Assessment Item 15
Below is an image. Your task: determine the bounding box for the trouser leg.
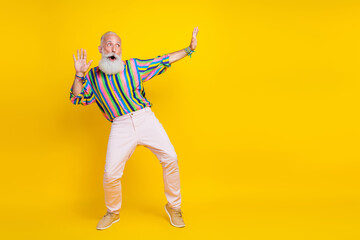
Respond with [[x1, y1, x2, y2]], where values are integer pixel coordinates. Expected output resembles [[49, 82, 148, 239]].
[[103, 117, 137, 214], [136, 110, 182, 209]]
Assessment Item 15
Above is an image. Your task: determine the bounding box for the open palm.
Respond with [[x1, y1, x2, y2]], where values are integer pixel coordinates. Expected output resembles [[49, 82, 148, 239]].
[[73, 48, 93, 74], [190, 26, 199, 51]]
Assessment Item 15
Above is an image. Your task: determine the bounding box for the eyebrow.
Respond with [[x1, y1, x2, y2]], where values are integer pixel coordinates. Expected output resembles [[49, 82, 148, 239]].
[[106, 41, 121, 44]]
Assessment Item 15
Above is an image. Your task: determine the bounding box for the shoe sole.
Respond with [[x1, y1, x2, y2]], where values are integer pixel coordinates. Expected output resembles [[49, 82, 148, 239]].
[[165, 205, 185, 228], [96, 218, 120, 230]]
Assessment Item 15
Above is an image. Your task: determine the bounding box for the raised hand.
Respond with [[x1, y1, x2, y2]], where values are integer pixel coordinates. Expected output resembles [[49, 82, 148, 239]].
[[189, 26, 199, 51], [73, 48, 93, 75]]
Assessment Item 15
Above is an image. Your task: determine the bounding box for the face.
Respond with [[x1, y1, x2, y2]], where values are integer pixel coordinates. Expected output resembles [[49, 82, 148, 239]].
[[98, 33, 125, 74], [98, 34, 122, 61]]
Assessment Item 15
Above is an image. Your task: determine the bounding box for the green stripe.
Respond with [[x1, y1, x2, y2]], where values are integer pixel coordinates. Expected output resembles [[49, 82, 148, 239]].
[[128, 60, 146, 108], [120, 67, 139, 110], [101, 73, 120, 117], [91, 69, 114, 118]]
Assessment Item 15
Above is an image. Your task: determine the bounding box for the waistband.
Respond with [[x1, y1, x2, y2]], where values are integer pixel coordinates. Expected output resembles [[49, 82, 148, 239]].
[[113, 107, 152, 122]]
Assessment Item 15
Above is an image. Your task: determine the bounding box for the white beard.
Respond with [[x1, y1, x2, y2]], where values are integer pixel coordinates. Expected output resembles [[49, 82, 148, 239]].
[[98, 51, 125, 75]]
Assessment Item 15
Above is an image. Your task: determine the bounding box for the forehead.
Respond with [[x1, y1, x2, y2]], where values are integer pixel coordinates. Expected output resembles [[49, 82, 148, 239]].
[[103, 34, 121, 44]]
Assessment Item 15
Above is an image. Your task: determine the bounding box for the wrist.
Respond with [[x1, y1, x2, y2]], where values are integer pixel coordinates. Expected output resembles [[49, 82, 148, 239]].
[[184, 46, 195, 58], [76, 72, 85, 77]]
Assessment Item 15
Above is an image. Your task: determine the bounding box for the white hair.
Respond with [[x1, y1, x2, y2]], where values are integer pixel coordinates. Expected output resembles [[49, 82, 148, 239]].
[[100, 31, 121, 46], [98, 49, 124, 74]]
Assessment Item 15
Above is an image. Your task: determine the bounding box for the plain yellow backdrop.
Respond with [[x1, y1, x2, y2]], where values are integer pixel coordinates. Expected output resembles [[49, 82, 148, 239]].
[[0, 0, 359, 239]]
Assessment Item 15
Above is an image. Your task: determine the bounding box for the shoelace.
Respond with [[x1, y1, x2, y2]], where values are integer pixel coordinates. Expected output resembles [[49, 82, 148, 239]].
[[172, 209, 184, 217], [104, 212, 115, 217]]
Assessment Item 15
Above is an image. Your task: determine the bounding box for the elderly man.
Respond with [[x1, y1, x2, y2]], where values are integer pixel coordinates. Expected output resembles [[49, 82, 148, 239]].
[[69, 27, 199, 230]]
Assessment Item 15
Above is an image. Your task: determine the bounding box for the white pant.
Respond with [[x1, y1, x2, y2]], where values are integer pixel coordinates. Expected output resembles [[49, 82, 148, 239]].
[[103, 107, 181, 214]]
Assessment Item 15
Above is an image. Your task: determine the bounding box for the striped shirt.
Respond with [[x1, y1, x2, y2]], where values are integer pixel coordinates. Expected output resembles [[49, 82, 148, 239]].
[[69, 54, 171, 122]]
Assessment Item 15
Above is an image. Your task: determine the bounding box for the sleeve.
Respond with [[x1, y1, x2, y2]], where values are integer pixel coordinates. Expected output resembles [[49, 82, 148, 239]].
[[69, 71, 96, 106], [133, 54, 172, 82]]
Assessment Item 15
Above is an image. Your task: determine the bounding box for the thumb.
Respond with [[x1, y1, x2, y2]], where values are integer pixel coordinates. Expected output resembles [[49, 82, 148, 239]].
[[87, 59, 93, 68]]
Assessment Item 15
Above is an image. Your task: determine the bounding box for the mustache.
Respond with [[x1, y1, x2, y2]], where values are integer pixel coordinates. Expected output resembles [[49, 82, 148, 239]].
[[102, 52, 121, 60]]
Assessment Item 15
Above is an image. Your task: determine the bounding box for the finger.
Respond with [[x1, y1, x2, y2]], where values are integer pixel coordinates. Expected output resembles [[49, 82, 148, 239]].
[[73, 54, 76, 62], [81, 48, 83, 60], [87, 59, 93, 67], [77, 49, 79, 60], [84, 49, 87, 61]]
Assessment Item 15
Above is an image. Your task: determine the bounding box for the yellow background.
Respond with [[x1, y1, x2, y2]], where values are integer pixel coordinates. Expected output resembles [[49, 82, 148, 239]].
[[1, 0, 359, 239]]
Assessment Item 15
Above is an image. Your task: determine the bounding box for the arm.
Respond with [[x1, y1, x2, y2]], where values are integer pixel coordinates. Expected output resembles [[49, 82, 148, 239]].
[[134, 27, 199, 82], [69, 48, 95, 105], [168, 26, 199, 64], [71, 74, 84, 97], [69, 75, 96, 105], [71, 48, 93, 96], [134, 55, 172, 82]]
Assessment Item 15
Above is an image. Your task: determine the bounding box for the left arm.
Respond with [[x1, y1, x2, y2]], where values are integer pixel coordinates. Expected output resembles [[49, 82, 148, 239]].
[[134, 27, 199, 82], [168, 26, 199, 64]]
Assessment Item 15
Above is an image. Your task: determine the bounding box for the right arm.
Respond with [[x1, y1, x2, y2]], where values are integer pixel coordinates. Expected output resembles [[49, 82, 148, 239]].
[[70, 48, 95, 105], [71, 72, 84, 97]]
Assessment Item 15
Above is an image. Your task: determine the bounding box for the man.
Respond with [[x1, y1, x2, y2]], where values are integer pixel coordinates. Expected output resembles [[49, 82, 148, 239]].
[[69, 27, 199, 230]]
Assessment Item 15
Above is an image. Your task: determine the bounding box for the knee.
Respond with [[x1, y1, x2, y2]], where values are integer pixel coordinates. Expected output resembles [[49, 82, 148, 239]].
[[160, 150, 178, 166], [168, 151, 177, 161], [103, 171, 123, 184]]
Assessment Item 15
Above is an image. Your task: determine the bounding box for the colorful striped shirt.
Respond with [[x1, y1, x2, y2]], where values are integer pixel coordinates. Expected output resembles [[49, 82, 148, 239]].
[[69, 54, 171, 122]]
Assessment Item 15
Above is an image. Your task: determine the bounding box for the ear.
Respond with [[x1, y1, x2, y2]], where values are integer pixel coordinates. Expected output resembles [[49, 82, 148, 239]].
[[98, 46, 102, 54]]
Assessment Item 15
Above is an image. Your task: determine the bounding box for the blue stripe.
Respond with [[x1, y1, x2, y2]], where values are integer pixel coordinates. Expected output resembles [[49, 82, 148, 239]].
[[98, 71, 118, 118], [95, 99, 106, 115], [90, 68, 114, 118], [114, 74, 136, 112], [102, 72, 123, 116], [109, 75, 131, 114], [140, 60, 162, 73], [146, 66, 163, 80], [88, 69, 102, 106], [127, 60, 146, 108], [134, 59, 151, 106], [123, 65, 143, 109]]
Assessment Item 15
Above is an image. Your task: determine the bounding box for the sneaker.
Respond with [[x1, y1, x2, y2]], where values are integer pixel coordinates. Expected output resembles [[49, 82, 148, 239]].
[[165, 203, 185, 227], [96, 212, 120, 230]]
